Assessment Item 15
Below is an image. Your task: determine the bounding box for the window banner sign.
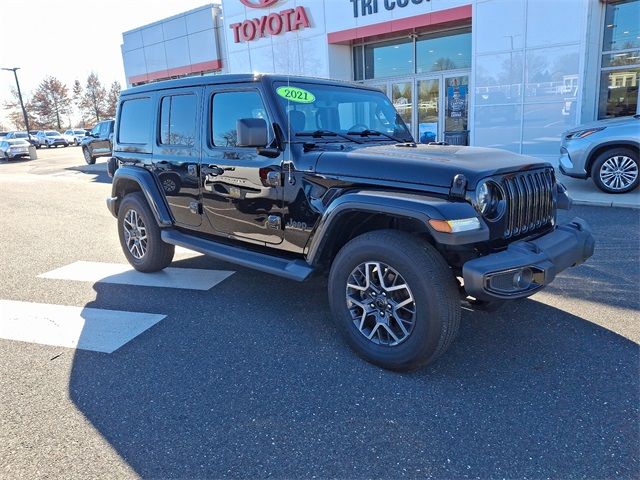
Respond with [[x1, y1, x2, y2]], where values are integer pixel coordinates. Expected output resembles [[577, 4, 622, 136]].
[[447, 84, 467, 119]]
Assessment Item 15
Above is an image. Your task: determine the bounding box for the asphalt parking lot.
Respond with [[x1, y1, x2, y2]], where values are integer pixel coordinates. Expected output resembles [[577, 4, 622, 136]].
[[0, 147, 638, 479]]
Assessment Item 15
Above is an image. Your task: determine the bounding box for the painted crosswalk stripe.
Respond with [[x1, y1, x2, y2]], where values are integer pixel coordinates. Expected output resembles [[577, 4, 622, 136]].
[[175, 246, 203, 258], [0, 300, 166, 353], [38, 261, 234, 290]]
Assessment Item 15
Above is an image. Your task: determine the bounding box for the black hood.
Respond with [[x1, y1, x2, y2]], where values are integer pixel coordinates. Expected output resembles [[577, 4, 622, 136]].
[[314, 144, 551, 188]]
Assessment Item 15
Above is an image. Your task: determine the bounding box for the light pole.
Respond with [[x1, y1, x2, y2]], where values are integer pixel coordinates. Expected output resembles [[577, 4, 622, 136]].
[[1, 67, 31, 134]]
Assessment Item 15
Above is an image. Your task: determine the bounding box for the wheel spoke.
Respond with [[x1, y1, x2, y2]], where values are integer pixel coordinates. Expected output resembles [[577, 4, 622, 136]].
[[394, 296, 414, 310], [347, 265, 370, 291], [367, 323, 381, 340], [381, 323, 399, 343]]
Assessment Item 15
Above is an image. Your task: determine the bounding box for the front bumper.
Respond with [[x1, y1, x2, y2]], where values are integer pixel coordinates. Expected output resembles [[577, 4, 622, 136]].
[[462, 218, 594, 301], [558, 146, 588, 179]]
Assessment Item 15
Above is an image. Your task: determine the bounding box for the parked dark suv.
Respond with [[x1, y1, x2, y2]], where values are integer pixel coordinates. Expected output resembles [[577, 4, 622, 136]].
[[106, 74, 595, 371], [81, 119, 114, 164]]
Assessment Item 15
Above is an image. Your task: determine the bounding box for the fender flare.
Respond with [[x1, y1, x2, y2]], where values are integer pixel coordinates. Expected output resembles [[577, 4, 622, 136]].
[[107, 166, 174, 227], [305, 190, 489, 265]]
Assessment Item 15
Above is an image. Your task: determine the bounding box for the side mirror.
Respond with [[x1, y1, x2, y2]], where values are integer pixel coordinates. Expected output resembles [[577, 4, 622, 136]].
[[237, 118, 268, 148]]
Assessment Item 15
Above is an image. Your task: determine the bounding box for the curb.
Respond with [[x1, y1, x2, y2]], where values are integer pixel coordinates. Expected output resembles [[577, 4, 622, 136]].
[[573, 199, 640, 209]]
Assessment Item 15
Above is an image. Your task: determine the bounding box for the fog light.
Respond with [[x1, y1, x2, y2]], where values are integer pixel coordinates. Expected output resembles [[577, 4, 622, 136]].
[[513, 268, 533, 289]]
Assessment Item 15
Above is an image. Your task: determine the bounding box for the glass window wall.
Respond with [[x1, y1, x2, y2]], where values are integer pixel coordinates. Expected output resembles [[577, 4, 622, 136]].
[[355, 28, 471, 81], [599, 0, 640, 118], [363, 38, 413, 80], [416, 31, 472, 74]]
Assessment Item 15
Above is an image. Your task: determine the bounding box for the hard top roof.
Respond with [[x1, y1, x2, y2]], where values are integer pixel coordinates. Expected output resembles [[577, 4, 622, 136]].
[[121, 74, 379, 96]]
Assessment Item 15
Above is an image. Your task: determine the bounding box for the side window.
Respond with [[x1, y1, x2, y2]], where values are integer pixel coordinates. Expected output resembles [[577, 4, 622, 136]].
[[212, 90, 268, 147], [118, 97, 151, 144], [99, 122, 109, 137], [91, 124, 100, 136], [159, 94, 197, 147]]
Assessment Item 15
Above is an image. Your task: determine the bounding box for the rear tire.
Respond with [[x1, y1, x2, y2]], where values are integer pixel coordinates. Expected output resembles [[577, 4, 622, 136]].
[[117, 192, 174, 272], [328, 230, 461, 371], [83, 147, 95, 165], [591, 147, 639, 193]]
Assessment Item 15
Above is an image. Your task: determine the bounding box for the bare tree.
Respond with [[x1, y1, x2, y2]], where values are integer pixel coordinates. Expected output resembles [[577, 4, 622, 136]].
[[79, 73, 107, 124], [2, 87, 39, 131], [30, 76, 72, 130], [72, 79, 83, 104], [72, 79, 89, 127], [105, 81, 122, 119]]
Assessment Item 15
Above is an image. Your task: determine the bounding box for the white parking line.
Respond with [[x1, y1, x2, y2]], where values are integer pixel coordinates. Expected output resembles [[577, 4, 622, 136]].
[[38, 261, 234, 290], [0, 300, 166, 353]]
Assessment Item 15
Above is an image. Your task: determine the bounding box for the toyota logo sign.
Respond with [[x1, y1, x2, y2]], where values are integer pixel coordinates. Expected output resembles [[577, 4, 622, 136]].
[[239, 0, 278, 8]]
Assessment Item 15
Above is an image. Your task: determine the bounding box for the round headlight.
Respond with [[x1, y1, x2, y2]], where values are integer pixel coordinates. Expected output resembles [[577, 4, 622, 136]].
[[475, 180, 503, 219]]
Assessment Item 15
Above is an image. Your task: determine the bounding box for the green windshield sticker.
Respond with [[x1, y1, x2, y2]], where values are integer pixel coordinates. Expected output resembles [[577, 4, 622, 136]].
[[276, 86, 315, 103]]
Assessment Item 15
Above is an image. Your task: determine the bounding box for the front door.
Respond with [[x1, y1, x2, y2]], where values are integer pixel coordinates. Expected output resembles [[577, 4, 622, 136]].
[[200, 86, 284, 245]]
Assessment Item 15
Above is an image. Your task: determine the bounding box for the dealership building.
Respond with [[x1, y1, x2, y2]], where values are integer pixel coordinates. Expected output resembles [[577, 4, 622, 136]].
[[121, 0, 639, 157]]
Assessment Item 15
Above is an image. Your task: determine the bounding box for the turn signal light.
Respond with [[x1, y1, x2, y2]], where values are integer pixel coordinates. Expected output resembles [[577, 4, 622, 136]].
[[429, 217, 481, 233]]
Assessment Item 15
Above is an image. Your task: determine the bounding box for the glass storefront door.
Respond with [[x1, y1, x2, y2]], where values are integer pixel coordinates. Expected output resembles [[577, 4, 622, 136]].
[[391, 81, 413, 134], [443, 75, 469, 145], [370, 73, 470, 145], [417, 78, 439, 143]]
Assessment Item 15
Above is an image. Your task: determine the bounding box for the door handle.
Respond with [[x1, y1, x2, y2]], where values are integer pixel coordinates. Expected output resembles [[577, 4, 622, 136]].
[[205, 164, 225, 176]]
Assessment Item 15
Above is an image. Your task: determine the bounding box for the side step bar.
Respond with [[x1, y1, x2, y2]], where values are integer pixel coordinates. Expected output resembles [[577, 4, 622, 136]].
[[161, 229, 314, 282]]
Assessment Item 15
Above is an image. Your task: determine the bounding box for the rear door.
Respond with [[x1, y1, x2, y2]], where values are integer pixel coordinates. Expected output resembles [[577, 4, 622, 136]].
[[151, 87, 203, 228], [199, 84, 284, 244]]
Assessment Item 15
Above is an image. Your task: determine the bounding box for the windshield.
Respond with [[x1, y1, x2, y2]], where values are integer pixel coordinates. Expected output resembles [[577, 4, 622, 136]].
[[46, 131, 59, 136], [14, 132, 27, 138], [274, 82, 413, 142], [9, 139, 29, 145]]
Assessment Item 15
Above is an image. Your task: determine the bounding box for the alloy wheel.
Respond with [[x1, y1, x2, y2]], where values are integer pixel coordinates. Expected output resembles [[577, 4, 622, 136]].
[[123, 208, 148, 259], [599, 155, 638, 191], [346, 261, 416, 346], [162, 177, 177, 193]]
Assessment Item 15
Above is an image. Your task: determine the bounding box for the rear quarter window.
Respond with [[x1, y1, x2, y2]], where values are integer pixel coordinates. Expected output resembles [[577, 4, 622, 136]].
[[118, 97, 152, 145]]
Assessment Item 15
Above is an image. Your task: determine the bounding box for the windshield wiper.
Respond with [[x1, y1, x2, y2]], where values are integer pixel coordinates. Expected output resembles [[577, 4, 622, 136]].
[[346, 129, 408, 143], [295, 129, 363, 144]]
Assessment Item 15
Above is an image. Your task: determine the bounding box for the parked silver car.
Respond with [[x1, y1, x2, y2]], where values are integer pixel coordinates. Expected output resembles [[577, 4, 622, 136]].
[[0, 139, 31, 160], [63, 129, 87, 146], [35, 130, 69, 148], [559, 115, 639, 193], [5, 131, 37, 146]]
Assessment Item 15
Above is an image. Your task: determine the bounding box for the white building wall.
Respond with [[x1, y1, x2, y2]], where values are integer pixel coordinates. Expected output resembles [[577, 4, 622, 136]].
[[122, 4, 223, 86]]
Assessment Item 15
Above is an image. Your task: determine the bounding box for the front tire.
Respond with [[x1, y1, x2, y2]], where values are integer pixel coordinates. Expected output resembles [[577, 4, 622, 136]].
[[83, 147, 95, 165], [117, 192, 174, 272], [592, 147, 639, 193], [328, 230, 461, 371]]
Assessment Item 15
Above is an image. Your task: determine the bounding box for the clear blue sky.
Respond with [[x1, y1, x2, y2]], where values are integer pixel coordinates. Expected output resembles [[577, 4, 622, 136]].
[[0, 0, 216, 128]]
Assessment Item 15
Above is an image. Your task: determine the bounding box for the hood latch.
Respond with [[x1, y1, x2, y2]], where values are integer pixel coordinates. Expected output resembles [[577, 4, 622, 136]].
[[449, 174, 467, 200]]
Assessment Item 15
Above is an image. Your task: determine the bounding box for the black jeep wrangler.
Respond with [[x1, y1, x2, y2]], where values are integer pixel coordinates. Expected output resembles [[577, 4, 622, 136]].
[[106, 74, 594, 371]]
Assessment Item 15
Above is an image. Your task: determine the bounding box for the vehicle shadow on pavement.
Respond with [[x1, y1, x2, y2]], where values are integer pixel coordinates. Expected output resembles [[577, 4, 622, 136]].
[[69, 256, 639, 479], [65, 164, 112, 184]]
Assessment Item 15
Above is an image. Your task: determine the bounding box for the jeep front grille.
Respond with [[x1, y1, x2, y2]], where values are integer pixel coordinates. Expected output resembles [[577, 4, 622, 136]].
[[501, 168, 555, 238]]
